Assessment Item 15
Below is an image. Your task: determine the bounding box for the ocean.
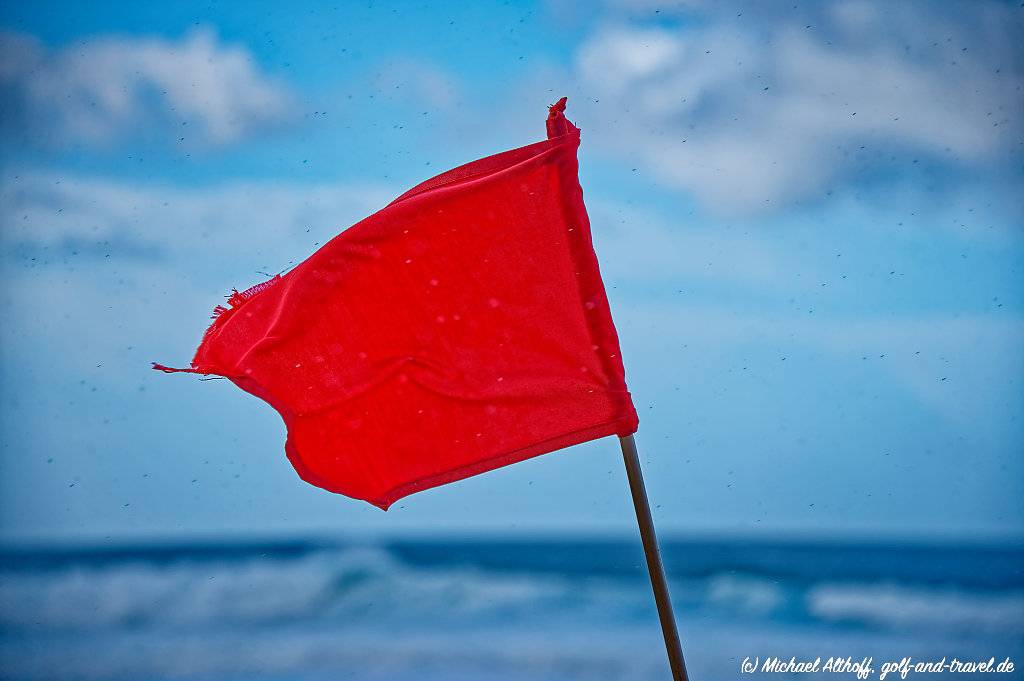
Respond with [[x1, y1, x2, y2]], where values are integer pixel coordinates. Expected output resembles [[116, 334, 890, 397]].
[[1, 537, 1021, 681]]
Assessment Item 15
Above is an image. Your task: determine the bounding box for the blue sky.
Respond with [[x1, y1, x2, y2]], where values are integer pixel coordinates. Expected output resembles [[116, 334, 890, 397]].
[[1, 0, 1021, 544]]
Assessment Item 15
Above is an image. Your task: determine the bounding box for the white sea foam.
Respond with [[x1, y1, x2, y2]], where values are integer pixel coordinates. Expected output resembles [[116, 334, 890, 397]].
[[808, 582, 1024, 633], [705, 573, 786, 615]]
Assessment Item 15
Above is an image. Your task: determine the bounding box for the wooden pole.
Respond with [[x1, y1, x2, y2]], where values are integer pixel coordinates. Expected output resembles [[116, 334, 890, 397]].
[[619, 434, 689, 681]]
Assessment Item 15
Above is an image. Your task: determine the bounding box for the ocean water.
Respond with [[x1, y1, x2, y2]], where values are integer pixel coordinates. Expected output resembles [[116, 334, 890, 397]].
[[1, 538, 1021, 681]]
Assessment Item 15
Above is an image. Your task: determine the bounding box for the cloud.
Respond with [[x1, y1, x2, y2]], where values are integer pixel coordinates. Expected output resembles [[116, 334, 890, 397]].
[[0, 28, 297, 148], [617, 300, 1024, 426], [585, 198, 786, 285], [573, 1, 1023, 212], [0, 172, 395, 287]]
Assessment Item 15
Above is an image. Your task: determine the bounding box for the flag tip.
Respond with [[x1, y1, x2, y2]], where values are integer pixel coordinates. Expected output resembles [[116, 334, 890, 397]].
[[152, 362, 200, 374], [546, 97, 573, 138]]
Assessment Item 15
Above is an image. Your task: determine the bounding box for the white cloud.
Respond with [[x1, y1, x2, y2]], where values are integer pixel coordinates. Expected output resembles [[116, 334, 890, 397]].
[[0, 172, 395, 286], [586, 198, 786, 285], [0, 28, 296, 148], [618, 301, 1024, 425], [573, 1, 1023, 212]]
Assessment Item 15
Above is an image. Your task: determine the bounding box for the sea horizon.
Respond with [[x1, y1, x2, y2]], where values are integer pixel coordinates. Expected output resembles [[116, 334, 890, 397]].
[[3, 526, 1023, 553]]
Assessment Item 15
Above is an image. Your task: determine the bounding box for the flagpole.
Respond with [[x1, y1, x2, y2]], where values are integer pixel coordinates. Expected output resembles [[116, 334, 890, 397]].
[[619, 434, 690, 681]]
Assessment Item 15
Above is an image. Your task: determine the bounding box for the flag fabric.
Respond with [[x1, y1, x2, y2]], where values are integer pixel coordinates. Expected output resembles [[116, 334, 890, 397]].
[[155, 98, 638, 509]]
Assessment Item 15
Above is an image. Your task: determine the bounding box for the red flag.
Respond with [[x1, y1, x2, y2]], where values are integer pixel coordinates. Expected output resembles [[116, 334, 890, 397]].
[[155, 98, 638, 509]]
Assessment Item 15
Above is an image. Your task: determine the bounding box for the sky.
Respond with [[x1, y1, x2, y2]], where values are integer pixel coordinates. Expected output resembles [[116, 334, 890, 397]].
[[0, 0, 1021, 544]]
